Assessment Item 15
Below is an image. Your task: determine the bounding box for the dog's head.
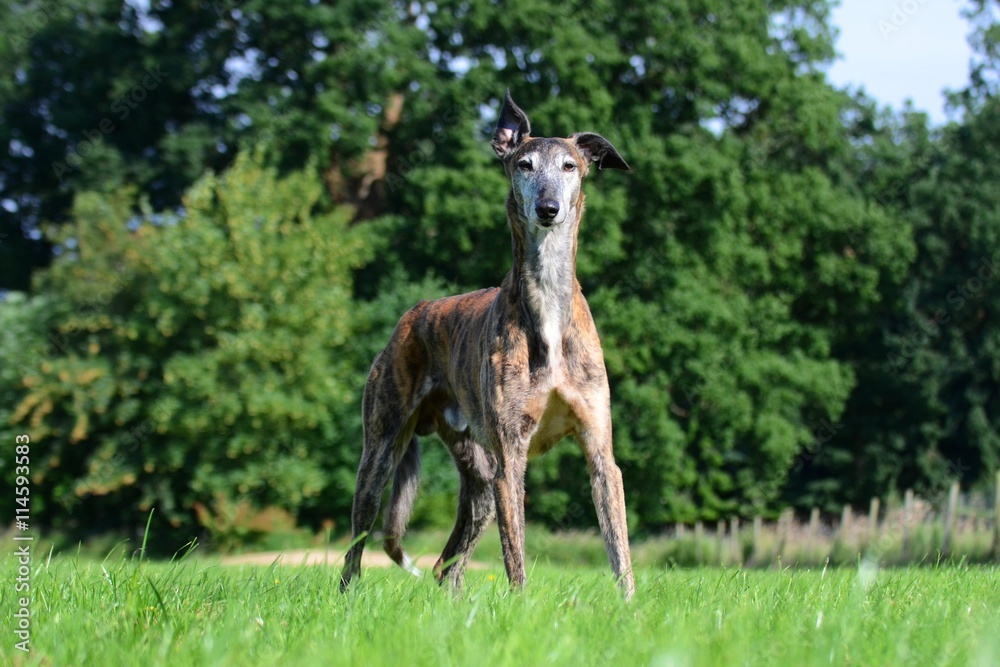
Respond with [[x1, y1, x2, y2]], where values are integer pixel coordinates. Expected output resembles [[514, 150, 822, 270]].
[[491, 90, 628, 230]]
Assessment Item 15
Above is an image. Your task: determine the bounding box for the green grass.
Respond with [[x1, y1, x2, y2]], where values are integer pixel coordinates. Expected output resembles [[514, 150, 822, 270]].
[[3, 546, 999, 667]]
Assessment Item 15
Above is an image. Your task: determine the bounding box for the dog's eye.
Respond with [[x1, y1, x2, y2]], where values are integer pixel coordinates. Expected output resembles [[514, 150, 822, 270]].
[[563, 162, 576, 172], [517, 159, 532, 171]]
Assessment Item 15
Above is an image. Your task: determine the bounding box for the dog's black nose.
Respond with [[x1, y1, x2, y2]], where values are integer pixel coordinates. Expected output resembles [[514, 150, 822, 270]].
[[535, 199, 560, 221]]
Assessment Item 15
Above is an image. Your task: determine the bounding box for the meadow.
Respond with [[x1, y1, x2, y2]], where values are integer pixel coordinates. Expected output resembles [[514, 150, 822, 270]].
[[2, 539, 998, 667]]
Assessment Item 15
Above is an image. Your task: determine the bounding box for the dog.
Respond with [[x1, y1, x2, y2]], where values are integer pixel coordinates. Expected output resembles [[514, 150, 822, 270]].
[[340, 90, 635, 599]]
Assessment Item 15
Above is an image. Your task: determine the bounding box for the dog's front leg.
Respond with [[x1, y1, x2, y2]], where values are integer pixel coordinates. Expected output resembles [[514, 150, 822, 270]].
[[492, 436, 530, 590], [578, 415, 635, 600]]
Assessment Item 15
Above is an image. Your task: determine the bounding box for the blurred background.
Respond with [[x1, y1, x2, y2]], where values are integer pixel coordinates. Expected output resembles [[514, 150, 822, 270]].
[[1, 0, 998, 556]]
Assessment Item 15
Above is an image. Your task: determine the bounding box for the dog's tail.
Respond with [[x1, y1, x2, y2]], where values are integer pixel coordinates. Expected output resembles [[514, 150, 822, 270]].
[[383, 436, 422, 576]]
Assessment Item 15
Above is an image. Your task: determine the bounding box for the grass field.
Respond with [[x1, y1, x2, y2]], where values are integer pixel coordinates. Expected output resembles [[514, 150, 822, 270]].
[[3, 543, 999, 667]]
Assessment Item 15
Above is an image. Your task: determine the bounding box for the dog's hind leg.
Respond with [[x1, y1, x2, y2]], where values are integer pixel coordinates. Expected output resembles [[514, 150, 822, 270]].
[[339, 431, 397, 591], [340, 367, 416, 592], [383, 436, 422, 576], [435, 441, 497, 591]]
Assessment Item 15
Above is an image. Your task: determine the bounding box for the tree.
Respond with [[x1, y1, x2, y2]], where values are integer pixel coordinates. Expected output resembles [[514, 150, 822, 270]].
[[794, 1, 1000, 506], [0, 151, 376, 541], [0, 0, 434, 289], [0, 0, 244, 289]]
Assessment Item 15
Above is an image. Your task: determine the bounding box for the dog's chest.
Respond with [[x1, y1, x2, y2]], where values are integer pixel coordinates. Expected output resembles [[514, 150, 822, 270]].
[[524, 384, 575, 457], [528, 278, 565, 370], [467, 337, 573, 453]]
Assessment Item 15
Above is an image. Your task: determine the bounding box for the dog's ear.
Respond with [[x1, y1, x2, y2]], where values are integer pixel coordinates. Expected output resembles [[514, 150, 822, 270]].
[[491, 89, 531, 159], [569, 132, 630, 171]]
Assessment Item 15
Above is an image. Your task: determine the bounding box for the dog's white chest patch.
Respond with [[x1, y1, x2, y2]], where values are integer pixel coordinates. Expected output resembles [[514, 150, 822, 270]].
[[534, 283, 564, 367], [528, 228, 573, 370]]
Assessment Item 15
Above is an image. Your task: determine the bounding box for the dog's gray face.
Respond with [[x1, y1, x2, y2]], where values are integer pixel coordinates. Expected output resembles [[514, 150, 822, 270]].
[[507, 138, 584, 229], [490, 90, 629, 231]]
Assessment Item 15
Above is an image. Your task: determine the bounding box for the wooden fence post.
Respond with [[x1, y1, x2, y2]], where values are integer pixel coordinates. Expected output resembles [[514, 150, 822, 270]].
[[809, 507, 820, 542], [942, 481, 960, 557], [902, 488, 914, 559], [717, 520, 726, 563], [694, 520, 704, 563], [776, 508, 793, 564], [730, 517, 741, 564], [839, 504, 852, 542], [749, 515, 763, 567], [868, 497, 880, 547]]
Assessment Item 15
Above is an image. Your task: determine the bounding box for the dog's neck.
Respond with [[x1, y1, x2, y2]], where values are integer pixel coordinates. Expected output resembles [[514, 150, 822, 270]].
[[506, 194, 584, 368]]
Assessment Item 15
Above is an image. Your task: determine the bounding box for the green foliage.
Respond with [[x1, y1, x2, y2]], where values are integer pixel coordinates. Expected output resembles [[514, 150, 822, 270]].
[[1, 152, 375, 537], [2, 0, 999, 540], [899, 96, 1000, 487], [792, 9, 1000, 507]]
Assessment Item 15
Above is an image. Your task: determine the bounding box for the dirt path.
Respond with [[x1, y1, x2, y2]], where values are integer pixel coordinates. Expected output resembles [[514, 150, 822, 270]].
[[220, 549, 491, 571]]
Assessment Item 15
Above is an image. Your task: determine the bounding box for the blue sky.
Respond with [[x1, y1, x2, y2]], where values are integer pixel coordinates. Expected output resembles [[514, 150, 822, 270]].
[[825, 0, 974, 124]]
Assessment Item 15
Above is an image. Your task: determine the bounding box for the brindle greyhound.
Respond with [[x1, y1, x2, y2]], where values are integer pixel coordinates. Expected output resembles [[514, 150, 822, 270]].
[[339, 90, 635, 599]]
